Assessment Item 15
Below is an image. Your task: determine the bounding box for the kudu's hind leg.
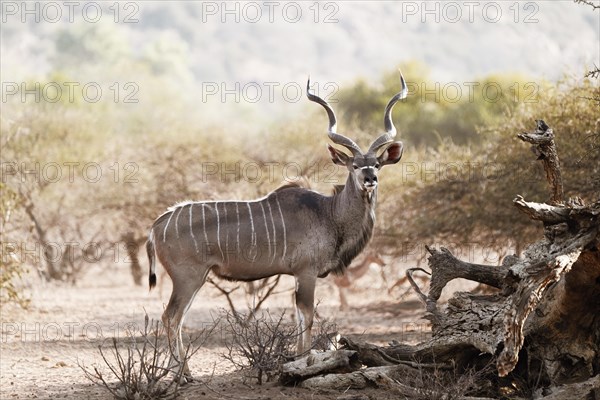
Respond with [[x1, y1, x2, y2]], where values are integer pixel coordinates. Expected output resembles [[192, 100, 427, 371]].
[[162, 268, 207, 381], [294, 276, 316, 355]]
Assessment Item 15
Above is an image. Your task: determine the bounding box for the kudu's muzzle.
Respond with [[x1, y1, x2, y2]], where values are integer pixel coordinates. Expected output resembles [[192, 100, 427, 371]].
[[362, 168, 378, 192]]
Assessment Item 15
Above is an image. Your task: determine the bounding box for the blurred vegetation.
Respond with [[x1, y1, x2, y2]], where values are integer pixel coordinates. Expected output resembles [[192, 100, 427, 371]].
[[375, 75, 600, 259], [1, 46, 598, 303], [0, 181, 30, 307], [337, 61, 543, 147]]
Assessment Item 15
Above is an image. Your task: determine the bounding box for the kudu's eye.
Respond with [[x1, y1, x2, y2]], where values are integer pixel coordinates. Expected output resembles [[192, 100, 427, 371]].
[[353, 165, 359, 170], [375, 163, 380, 169]]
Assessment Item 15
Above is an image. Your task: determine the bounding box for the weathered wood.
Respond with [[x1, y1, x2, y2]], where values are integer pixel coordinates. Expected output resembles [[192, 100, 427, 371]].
[[497, 240, 589, 376], [513, 195, 571, 223], [299, 365, 417, 392], [280, 350, 361, 384], [522, 248, 600, 383], [338, 337, 399, 367], [425, 246, 506, 301], [341, 336, 485, 371], [537, 375, 600, 400], [299, 364, 497, 399], [517, 119, 564, 205], [335, 395, 370, 400], [404, 268, 430, 307]]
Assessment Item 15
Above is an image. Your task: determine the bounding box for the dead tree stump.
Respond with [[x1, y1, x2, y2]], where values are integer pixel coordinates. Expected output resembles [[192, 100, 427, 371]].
[[281, 120, 600, 398]]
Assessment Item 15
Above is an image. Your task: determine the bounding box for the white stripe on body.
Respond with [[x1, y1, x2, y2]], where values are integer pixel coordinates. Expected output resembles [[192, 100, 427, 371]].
[[174, 206, 183, 239], [247, 202, 256, 247], [275, 195, 287, 262], [215, 202, 225, 261], [259, 202, 271, 261], [161, 194, 291, 261], [223, 203, 229, 262], [235, 202, 240, 252], [189, 204, 199, 253], [266, 200, 277, 265], [202, 204, 209, 247], [162, 211, 175, 242]]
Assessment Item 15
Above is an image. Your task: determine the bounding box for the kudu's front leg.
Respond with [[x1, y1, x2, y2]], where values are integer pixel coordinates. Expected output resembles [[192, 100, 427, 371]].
[[294, 275, 316, 355]]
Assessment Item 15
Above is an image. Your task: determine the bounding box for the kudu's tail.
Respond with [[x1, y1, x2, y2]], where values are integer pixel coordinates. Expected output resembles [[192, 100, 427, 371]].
[[147, 230, 157, 290]]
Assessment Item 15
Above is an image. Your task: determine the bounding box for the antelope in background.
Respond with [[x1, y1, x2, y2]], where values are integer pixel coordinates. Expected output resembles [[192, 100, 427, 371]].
[[333, 250, 386, 311], [146, 74, 408, 379]]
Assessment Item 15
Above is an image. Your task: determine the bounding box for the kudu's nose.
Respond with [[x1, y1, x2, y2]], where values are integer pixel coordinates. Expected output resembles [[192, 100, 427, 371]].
[[363, 174, 378, 190]]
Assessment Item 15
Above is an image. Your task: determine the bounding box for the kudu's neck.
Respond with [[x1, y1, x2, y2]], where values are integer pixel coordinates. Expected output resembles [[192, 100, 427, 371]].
[[333, 173, 376, 225], [327, 172, 377, 273], [333, 175, 377, 242]]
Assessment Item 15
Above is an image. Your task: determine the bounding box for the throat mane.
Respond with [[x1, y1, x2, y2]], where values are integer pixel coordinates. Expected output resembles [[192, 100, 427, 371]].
[[331, 190, 377, 275]]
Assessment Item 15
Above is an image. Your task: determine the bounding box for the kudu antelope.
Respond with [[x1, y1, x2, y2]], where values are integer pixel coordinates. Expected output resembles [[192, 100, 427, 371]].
[[146, 74, 408, 379]]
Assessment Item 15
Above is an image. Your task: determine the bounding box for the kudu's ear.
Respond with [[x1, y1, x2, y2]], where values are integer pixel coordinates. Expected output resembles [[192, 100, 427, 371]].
[[377, 141, 404, 166], [327, 144, 350, 166]]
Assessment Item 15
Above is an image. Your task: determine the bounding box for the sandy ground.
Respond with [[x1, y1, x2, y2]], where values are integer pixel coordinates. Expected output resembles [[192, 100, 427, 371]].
[[0, 260, 459, 399]]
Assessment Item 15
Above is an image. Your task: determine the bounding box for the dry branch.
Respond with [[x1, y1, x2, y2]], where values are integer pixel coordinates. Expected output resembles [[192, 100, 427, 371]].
[[299, 365, 416, 391], [517, 119, 564, 204], [280, 350, 361, 384]]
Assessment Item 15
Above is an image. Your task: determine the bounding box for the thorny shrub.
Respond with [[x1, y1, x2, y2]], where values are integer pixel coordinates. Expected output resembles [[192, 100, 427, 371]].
[[220, 308, 338, 385], [79, 314, 214, 400]]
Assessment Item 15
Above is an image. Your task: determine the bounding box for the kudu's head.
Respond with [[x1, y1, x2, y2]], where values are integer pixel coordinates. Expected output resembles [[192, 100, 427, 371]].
[[307, 74, 408, 194]]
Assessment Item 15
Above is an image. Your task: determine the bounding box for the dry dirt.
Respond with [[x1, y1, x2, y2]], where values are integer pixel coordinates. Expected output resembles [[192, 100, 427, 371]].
[[1, 260, 471, 399]]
